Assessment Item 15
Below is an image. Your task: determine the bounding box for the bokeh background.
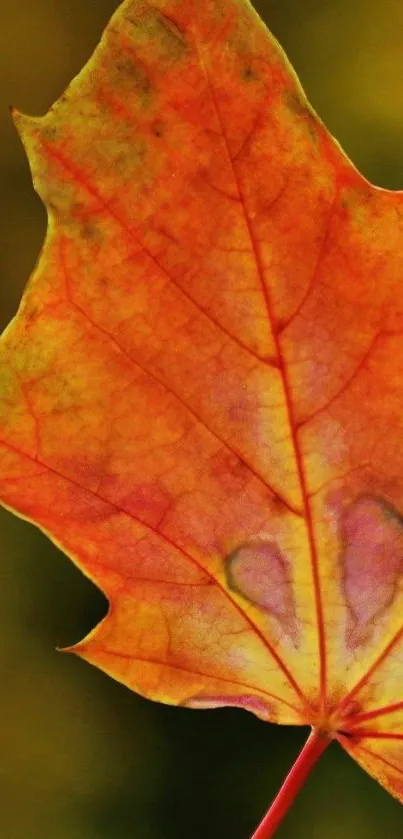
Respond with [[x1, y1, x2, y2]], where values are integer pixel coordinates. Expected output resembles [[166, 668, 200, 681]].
[[1, 1, 403, 837]]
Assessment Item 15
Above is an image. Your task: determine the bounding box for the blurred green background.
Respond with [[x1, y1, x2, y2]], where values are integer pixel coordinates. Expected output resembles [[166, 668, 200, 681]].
[[1, 1, 402, 837]]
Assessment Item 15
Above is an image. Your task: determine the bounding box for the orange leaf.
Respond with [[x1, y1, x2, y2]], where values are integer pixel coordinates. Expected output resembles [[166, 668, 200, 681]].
[[1, 0, 403, 813]]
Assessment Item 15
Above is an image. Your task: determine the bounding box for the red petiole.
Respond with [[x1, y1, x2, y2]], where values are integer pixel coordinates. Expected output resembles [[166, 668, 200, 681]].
[[250, 728, 330, 839]]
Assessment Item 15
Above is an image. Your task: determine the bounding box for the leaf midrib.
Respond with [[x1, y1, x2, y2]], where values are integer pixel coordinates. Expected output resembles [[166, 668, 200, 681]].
[[191, 25, 328, 713]]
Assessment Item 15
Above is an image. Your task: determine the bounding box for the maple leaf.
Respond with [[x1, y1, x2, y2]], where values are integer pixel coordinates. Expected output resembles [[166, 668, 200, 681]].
[[1, 0, 403, 834]]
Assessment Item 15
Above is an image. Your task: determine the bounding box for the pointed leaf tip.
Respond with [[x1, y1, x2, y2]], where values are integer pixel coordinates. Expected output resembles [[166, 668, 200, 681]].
[[10, 108, 43, 150]]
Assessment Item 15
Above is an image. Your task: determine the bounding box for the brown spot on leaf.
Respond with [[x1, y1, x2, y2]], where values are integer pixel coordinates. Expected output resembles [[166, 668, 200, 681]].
[[242, 64, 257, 82], [285, 91, 318, 142], [157, 11, 186, 46]]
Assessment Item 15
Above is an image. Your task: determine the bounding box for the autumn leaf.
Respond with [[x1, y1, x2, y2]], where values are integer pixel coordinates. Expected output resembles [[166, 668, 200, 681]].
[[1, 0, 403, 833]]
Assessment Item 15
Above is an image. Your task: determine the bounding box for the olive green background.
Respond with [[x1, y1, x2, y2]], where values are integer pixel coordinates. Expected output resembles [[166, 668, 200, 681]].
[[1, 1, 402, 837]]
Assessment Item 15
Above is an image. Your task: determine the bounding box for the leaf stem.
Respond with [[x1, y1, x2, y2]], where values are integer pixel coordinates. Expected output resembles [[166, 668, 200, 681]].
[[250, 727, 330, 839]]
